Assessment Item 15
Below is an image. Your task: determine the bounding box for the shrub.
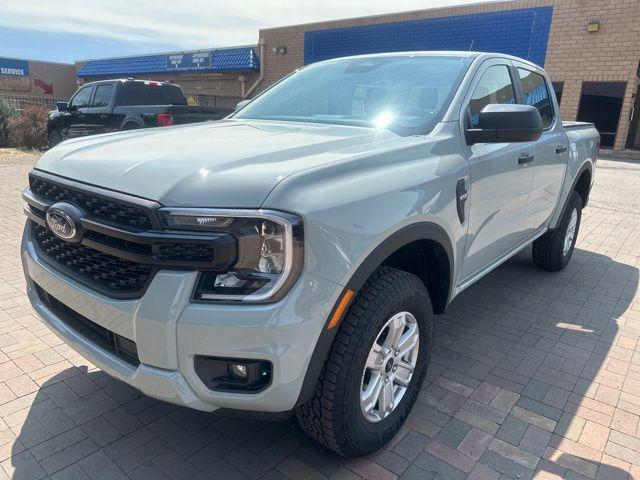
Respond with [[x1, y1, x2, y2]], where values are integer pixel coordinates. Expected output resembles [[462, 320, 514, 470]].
[[8, 105, 50, 150], [0, 98, 17, 147]]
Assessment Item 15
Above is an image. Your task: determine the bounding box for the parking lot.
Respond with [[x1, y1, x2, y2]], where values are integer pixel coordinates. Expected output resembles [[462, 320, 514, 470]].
[[1, 151, 639, 480]]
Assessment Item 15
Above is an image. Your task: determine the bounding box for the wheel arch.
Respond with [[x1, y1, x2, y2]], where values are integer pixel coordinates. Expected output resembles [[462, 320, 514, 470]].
[[120, 118, 144, 130], [295, 221, 454, 407], [344, 222, 454, 315], [574, 166, 592, 208], [551, 161, 593, 230]]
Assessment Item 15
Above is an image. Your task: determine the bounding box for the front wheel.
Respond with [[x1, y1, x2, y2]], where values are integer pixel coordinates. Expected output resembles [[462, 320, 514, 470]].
[[47, 128, 64, 147], [532, 191, 583, 271], [296, 267, 433, 456]]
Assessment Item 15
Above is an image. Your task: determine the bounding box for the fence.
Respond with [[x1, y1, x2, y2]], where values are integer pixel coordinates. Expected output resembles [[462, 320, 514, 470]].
[[183, 93, 242, 108], [1, 93, 242, 111], [0, 94, 65, 112]]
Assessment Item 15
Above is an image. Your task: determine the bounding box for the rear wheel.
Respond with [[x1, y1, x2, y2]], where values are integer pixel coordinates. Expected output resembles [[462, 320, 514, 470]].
[[532, 191, 582, 271], [296, 267, 433, 456], [121, 122, 141, 131]]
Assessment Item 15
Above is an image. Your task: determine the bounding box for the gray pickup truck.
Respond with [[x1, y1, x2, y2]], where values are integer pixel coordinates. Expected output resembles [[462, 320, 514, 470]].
[[21, 51, 599, 456]]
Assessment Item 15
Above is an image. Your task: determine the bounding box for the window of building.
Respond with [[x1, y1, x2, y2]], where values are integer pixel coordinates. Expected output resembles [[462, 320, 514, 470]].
[[468, 65, 516, 128], [578, 82, 627, 148], [69, 86, 94, 109], [91, 84, 114, 107], [552, 82, 564, 106], [626, 85, 640, 151], [518, 69, 554, 128]]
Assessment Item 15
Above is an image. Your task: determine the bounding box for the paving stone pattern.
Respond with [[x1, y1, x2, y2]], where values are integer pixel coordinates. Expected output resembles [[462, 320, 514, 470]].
[[1, 155, 640, 479]]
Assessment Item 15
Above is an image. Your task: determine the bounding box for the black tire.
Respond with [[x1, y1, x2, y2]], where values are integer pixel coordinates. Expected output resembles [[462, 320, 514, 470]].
[[532, 191, 582, 272], [47, 128, 64, 147], [296, 267, 433, 456]]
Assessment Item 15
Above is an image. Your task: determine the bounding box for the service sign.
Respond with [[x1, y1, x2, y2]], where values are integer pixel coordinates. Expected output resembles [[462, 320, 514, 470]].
[[166, 52, 211, 71], [0, 57, 29, 77]]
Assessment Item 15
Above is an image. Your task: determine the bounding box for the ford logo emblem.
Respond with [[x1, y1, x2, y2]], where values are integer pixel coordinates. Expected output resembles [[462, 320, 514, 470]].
[[45, 202, 84, 243]]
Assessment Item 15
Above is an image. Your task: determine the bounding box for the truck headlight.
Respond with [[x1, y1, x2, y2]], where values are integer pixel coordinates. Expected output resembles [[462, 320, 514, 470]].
[[159, 208, 303, 302]]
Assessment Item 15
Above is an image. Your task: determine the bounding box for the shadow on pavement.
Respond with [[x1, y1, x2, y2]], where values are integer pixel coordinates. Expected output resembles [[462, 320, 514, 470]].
[[8, 247, 639, 479]]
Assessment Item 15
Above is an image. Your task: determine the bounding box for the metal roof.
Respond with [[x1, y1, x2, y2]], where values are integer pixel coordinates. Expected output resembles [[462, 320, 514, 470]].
[[77, 47, 259, 77]]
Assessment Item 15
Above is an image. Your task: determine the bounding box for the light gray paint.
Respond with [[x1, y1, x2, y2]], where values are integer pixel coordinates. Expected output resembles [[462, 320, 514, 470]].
[[23, 52, 599, 412]]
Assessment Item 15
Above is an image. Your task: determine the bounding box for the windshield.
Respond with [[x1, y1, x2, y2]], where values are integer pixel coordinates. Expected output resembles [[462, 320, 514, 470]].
[[234, 55, 472, 136]]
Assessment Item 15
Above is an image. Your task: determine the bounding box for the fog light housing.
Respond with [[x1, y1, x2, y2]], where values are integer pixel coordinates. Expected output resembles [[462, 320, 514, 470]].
[[194, 356, 272, 392]]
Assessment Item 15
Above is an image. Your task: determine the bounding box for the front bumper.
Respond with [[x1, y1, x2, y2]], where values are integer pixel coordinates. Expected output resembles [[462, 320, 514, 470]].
[[22, 222, 341, 412]]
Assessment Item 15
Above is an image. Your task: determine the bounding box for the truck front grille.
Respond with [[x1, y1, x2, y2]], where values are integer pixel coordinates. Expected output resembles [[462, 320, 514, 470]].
[[29, 175, 153, 230], [25, 171, 238, 300], [33, 225, 153, 296]]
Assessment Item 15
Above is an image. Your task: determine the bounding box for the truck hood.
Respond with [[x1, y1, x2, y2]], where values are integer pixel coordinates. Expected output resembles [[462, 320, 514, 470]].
[[36, 119, 399, 207]]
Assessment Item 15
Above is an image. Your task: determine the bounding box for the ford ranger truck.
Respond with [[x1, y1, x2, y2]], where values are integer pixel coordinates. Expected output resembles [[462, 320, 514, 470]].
[[21, 52, 599, 456]]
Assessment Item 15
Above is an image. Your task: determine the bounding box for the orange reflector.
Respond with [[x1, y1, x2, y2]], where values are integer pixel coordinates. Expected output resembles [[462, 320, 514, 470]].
[[327, 289, 355, 330]]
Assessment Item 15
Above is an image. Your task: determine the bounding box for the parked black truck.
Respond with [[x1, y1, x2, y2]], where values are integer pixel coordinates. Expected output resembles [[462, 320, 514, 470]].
[[47, 79, 235, 146]]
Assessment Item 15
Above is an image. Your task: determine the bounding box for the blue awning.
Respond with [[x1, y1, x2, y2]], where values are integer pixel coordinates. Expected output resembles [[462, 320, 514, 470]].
[[77, 47, 259, 77]]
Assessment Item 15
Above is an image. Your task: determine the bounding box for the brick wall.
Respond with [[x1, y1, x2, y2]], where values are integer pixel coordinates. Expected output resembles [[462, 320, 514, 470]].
[[543, 0, 640, 150], [0, 60, 76, 98], [258, 0, 640, 151], [78, 71, 258, 98]]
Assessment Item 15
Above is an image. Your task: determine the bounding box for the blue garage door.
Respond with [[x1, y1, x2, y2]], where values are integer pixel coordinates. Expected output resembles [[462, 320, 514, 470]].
[[304, 7, 553, 67]]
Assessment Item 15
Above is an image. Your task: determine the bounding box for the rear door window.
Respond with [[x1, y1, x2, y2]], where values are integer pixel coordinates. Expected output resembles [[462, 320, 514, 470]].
[[91, 84, 114, 107], [147, 87, 163, 105], [468, 65, 516, 128], [518, 69, 554, 128], [119, 83, 149, 106], [162, 86, 186, 105]]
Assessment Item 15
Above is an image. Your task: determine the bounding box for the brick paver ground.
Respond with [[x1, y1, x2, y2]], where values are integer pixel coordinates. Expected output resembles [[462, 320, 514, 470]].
[[1, 152, 640, 479]]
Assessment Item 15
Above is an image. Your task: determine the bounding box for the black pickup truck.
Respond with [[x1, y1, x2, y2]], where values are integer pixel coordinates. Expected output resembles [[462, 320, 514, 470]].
[[47, 79, 235, 146]]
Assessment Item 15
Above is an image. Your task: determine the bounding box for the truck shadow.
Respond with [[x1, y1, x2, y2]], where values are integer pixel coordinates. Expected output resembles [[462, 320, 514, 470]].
[[422, 246, 639, 479], [7, 248, 639, 479]]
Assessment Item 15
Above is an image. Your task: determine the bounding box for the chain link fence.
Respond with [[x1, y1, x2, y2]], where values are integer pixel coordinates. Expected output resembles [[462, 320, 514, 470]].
[[0, 95, 65, 112], [183, 93, 242, 108], [1, 93, 242, 111]]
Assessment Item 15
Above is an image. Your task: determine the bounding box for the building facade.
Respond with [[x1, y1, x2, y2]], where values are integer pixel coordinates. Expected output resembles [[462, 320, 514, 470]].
[[4, 0, 640, 151], [258, 0, 640, 152], [0, 57, 77, 98], [75, 47, 260, 99]]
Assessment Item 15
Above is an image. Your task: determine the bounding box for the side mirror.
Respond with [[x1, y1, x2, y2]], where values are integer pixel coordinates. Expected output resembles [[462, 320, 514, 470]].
[[466, 104, 543, 144], [235, 99, 250, 110], [56, 101, 69, 112]]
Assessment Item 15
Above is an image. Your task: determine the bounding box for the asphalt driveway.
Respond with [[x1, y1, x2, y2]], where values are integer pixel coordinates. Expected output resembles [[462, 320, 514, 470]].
[[1, 150, 640, 479]]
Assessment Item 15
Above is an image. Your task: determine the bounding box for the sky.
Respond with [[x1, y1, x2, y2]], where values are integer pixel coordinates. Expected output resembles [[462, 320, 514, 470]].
[[0, 0, 493, 63]]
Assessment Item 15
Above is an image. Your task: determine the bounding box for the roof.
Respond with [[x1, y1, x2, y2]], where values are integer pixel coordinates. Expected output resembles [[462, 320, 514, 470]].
[[80, 78, 177, 87], [315, 51, 541, 69], [322, 51, 481, 59], [77, 47, 259, 78]]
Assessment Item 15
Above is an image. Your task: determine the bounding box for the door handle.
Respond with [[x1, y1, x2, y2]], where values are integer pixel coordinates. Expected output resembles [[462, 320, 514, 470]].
[[518, 154, 534, 165], [555, 145, 568, 154]]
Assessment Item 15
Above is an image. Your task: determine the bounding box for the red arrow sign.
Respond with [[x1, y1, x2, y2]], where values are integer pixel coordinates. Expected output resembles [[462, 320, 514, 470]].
[[34, 79, 54, 95]]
